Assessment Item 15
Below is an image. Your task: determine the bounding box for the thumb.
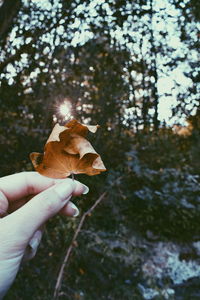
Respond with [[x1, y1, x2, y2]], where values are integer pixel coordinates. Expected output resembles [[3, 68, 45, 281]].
[[4, 179, 86, 243]]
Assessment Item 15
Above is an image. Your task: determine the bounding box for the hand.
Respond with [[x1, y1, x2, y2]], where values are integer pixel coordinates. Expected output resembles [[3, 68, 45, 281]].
[[0, 172, 88, 299]]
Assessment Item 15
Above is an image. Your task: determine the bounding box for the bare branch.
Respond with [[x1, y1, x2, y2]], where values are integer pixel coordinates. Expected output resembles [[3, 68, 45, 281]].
[[53, 191, 107, 300]]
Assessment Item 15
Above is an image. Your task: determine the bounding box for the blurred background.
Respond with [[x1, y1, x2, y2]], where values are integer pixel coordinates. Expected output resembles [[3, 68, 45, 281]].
[[0, 0, 200, 299]]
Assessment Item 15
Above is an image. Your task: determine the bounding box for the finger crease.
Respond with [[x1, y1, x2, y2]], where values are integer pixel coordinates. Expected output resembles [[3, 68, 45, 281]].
[[0, 189, 9, 217]]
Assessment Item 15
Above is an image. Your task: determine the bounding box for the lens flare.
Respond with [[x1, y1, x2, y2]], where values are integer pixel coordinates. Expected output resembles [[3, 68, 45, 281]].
[[59, 101, 71, 117]]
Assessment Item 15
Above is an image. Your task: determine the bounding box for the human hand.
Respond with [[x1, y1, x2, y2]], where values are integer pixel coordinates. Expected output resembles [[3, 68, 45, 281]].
[[0, 172, 88, 299]]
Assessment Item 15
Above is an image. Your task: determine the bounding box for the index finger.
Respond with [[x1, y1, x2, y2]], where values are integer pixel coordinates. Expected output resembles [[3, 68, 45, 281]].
[[0, 171, 69, 202]]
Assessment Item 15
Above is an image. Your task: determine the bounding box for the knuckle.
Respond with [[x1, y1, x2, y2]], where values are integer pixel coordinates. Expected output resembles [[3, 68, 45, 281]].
[[44, 197, 57, 214], [40, 190, 60, 214]]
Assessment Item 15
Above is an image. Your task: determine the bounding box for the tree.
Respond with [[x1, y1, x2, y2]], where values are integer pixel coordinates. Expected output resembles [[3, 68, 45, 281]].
[[0, 0, 21, 42]]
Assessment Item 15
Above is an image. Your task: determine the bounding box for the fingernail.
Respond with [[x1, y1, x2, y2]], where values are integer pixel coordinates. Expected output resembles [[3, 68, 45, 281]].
[[54, 181, 75, 200], [69, 202, 79, 217], [29, 237, 39, 250], [82, 184, 89, 195], [29, 230, 42, 249]]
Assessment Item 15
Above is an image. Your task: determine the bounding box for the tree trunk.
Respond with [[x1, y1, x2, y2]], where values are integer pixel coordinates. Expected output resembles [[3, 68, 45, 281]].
[[0, 0, 21, 40], [149, 0, 159, 131]]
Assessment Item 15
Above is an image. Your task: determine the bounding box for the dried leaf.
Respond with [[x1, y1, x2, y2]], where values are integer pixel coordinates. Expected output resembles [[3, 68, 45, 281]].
[[30, 119, 106, 178]]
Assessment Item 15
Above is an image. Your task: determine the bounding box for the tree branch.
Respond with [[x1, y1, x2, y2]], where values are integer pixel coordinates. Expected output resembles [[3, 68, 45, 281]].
[[53, 191, 107, 300]]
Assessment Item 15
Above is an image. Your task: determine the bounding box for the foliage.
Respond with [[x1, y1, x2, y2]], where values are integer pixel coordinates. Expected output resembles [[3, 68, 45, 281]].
[[122, 133, 200, 240], [0, 0, 200, 299]]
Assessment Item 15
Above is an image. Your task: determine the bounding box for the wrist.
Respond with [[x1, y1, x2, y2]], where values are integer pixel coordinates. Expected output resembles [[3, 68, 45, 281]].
[[0, 255, 23, 299]]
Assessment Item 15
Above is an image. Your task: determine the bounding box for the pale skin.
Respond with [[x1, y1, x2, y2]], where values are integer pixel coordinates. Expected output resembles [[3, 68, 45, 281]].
[[0, 172, 89, 299]]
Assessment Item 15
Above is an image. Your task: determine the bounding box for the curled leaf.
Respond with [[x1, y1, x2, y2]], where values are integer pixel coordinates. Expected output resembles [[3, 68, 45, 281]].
[[30, 119, 106, 178]]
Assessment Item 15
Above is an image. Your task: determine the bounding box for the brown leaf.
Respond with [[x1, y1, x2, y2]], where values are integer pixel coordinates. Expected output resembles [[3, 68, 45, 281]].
[[30, 119, 106, 178]]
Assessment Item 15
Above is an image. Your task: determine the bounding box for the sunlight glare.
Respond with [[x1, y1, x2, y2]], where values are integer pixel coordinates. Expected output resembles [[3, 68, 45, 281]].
[[59, 101, 71, 117]]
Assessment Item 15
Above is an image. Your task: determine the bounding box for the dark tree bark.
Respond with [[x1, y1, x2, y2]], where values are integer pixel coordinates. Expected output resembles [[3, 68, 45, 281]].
[[0, 0, 21, 40], [140, 39, 149, 131], [149, 0, 159, 131]]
